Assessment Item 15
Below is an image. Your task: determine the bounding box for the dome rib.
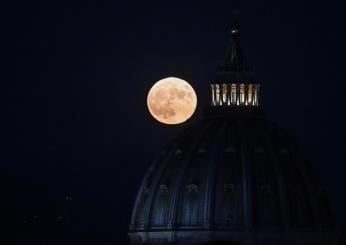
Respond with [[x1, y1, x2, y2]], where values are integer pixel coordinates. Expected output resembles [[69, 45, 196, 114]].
[[203, 121, 227, 229], [253, 120, 290, 227], [130, 130, 193, 230], [214, 121, 243, 227], [238, 120, 253, 227], [129, 117, 337, 244], [129, 22, 338, 244], [167, 123, 211, 229]]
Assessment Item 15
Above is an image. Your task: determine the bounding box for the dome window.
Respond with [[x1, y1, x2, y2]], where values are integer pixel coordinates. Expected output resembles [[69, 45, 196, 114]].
[[224, 184, 236, 193], [159, 184, 168, 194], [187, 184, 198, 193]]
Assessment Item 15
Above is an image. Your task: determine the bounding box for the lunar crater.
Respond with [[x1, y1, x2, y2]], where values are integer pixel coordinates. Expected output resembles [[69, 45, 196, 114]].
[[147, 77, 197, 124]]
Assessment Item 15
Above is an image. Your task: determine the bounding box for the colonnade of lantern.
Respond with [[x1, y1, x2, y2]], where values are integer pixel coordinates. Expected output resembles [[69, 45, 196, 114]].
[[210, 83, 260, 106]]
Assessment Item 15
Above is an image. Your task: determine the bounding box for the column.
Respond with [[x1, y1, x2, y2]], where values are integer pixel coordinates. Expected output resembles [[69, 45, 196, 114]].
[[210, 84, 215, 106], [215, 84, 220, 106]]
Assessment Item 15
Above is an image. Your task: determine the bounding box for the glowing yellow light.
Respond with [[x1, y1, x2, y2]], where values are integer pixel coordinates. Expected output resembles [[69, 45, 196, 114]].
[[248, 84, 253, 104], [240, 84, 245, 105], [231, 84, 237, 105]]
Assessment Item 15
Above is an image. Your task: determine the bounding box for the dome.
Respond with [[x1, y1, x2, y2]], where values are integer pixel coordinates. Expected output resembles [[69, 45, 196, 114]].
[[129, 109, 337, 244], [129, 24, 339, 244]]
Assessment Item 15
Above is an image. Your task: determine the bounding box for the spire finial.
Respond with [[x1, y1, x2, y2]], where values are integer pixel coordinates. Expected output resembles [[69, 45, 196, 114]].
[[230, 22, 240, 45], [230, 22, 240, 35], [218, 22, 248, 72]]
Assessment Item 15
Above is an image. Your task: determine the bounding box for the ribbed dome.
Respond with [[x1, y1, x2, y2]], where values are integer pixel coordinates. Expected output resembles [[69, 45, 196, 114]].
[[129, 109, 337, 244], [129, 24, 339, 244]]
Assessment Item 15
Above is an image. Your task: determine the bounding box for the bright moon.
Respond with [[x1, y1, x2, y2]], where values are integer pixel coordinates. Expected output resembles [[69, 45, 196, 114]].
[[147, 77, 197, 125]]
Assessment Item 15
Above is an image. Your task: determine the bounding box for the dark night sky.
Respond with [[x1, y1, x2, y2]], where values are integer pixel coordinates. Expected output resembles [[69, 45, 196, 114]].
[[4, 0, 346, 244]]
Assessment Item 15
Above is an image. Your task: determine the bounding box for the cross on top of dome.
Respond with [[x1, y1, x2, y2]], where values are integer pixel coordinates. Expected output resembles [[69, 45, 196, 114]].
[[219, 22, 249, 72]]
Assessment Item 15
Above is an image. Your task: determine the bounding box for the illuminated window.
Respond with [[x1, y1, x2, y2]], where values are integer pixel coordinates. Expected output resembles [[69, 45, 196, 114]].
[[222, 83, 227, 104], [247, 84, 253, 105], [231, 84, 237, 105], [240, 84, 245, 105]]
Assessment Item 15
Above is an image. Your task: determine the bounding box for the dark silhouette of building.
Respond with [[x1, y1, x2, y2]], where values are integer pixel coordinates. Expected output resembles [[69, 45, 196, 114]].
[[129, 23, 339, 244]]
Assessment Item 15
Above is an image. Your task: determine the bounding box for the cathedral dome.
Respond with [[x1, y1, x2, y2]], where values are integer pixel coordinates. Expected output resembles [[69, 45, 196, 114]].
[[129, 111, 336, 244], [129, 24, 338, 244]]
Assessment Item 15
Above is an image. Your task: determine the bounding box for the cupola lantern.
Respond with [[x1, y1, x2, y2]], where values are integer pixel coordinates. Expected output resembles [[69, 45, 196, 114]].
[[210, 22, 260, 107]]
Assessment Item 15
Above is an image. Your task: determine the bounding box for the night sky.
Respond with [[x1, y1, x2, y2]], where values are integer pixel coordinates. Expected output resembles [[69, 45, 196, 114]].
[[5, 0, 346, 244]]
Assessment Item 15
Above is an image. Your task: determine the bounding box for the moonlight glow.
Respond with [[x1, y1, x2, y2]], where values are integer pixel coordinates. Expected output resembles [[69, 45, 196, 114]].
[[147, 77, 197, 125]]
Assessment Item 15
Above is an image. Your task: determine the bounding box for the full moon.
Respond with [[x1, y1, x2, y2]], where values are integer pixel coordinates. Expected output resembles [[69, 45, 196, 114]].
[[147, 77, 197, 125]]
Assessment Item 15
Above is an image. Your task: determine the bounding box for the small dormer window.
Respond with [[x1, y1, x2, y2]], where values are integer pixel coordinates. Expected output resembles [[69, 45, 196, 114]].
[[159, 185, 168, 194], [187, 184, 198, 193]]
